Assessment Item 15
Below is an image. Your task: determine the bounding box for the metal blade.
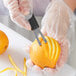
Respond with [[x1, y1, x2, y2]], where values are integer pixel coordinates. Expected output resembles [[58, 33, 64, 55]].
[[33, 28, 47, 46], [33, 30, 41, 46], [38, 30, 47, 43]]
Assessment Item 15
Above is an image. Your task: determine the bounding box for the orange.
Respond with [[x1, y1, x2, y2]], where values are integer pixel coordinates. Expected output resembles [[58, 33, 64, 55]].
[[30, 36, 61, 69], [0, 30, 9, 54]]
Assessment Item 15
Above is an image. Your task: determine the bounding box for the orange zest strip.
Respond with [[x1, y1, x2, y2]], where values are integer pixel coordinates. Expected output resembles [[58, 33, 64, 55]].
[[0, 68, 17, 76], [24, 58, 27, 76], [45, 36, 52, 58], [50, 38, 56, 60], [8, 55, 24, 74], [54, 41, 61, 64], [47, 37, 53, 59]]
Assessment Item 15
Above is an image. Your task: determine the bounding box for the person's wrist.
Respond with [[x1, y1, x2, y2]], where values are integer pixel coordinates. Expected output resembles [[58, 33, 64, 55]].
[[64, 0, 76, 11]]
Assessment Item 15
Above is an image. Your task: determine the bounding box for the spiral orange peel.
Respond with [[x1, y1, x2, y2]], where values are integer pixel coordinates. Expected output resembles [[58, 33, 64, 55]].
[[0, 55, 27, 76], [0, 68, 17, 76]]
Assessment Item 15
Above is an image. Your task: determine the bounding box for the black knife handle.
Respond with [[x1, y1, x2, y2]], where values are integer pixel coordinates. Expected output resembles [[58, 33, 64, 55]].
[[28, 14, 39, 30]]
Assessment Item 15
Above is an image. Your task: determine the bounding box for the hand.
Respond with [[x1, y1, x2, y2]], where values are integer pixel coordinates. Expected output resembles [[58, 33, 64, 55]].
[[23, 43, 56, 76], [25, 45, 58, 76], [25, 41, 69, 76], [41, 0, 72, 68], [25, 0, 72, 76], [3, 0, 32, 30]]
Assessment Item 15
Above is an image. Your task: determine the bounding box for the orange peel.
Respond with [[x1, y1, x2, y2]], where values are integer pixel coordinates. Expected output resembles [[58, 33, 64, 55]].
[[0, 55, 27, 76], [0, 68, 17, 76], [8, 55, 24, 74], [24, 58, 27, 76], [30, 36, 61, 69]]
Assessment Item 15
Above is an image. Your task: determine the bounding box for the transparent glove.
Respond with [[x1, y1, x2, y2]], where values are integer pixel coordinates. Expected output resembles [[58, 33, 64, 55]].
[[41, 0, 73, 69], [24, 0, 74, 76], [3, 0, 32, 30]]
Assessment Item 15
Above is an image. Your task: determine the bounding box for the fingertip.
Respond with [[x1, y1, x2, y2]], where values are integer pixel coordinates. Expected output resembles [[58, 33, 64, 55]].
[[32, 65, 42, 71], [43, 68, 57, 76], [24, 22, 31, 30], [12, 14, 31, 30], [43, 68, 52, 72], [31, 65, 43, 76], [27, 24, 31, 30]]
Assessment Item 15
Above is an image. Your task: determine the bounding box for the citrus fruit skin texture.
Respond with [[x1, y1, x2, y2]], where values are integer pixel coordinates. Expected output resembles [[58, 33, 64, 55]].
[[0, 30, 9, 55], [30, 36, 61, 69]]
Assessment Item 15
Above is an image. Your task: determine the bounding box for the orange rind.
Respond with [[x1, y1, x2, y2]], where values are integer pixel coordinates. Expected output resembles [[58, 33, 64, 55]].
[[0, 30, 9, 54], [30, 36, 61, 69]]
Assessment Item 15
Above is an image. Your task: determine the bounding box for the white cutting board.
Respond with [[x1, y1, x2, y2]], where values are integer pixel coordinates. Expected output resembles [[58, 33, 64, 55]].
[[0, 23, 32, 76], [0, 23, 76, 76]]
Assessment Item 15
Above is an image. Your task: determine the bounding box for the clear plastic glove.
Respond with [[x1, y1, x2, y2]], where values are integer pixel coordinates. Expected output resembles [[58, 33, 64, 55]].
[[3, 0, 32, 30], [25, 0, 74, 76], [41, 0, 73, 69]]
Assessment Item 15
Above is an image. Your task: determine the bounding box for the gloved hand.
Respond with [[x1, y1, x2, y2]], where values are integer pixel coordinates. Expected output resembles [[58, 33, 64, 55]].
[[25, 0, 73, 76], [3, 0, 32, 30], [41, 0, 73, 68]]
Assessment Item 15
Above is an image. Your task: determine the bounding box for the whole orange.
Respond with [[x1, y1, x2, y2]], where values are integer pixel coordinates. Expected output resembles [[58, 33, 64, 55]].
[[30, 36, 61, 69], [0, 30, 9, 54]]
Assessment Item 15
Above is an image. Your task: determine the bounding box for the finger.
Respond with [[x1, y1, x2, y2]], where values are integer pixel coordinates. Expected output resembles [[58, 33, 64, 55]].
[[6, 0, 20, 13], [31, 65, 43, 76], [27, 64, 44, 76], [32, 65, 42, 71], [43, 68, 57, 76], [11, 14, 31, 30], [19, 0, 31, 15], [4, 0, 31, 30], [57, 39, 69, 68]]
